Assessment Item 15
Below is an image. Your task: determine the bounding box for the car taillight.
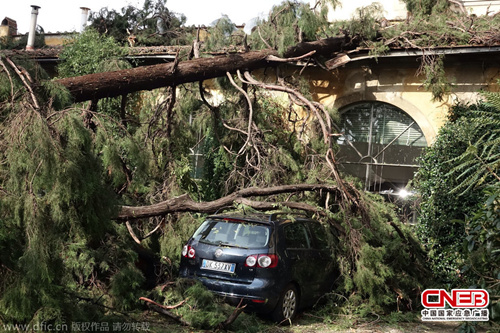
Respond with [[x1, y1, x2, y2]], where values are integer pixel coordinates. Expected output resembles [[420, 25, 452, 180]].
[[182, 245, 196, 258], [245, 254, 278, 268], [245, 255, 257, 267], [258, 255, 273, 268]]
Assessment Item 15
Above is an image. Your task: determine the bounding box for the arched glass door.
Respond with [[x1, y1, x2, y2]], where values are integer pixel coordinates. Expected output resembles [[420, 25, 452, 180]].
[[336, 102, 427, 192]]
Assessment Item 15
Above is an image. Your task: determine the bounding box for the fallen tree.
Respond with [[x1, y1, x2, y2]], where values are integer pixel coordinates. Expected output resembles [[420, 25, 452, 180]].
[[55, 36, 354, 102], [0, 7, 435, 326]]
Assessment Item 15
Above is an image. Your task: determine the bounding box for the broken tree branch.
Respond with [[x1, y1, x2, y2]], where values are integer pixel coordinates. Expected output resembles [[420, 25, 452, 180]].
[[139, 297, 188, 310], [117, 183, 341, 220], [449, 0, 467, 15], [237, 197, 324, 214], [125, 221, 142, 244], [141, 219, 165, 240], [266, 50, 317, 62], [126, 218, 165, 243], [226, 72, 254, 155], [216, 299, 247, 331], [240, 71, 330, 144], [258, 26, 273, 49], [5, 57, 39, 109], [0, 58, 14, 103], [140, 297, 190, 326], [199, 81, 215, 110]]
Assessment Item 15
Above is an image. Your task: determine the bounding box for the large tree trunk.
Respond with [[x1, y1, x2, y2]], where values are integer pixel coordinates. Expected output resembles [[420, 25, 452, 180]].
[[56, 36, 353, 102]]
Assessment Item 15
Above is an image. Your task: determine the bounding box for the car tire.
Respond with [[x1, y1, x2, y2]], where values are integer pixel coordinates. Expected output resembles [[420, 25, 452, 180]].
[[271, 284, 299, 324]]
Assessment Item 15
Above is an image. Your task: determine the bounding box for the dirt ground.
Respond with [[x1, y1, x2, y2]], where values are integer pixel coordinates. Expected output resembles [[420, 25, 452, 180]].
[[144, 310, 495, 332], [149, 315, 494, 333], [285, 313, 493, 333], [287, 321, 491, 333]]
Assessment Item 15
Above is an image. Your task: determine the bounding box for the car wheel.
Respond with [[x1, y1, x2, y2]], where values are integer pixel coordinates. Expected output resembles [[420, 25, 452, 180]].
[[271, 284, 299, 324]]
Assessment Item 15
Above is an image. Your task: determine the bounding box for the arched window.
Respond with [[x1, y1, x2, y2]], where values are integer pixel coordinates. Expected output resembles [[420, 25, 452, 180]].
[[336, 102, 426, 192]]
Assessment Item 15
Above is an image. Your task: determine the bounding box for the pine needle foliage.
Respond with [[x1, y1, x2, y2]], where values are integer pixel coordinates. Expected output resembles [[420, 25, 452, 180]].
[[420, 54, 452, 102], [57, 29, 128, 78], [0, 104, 144, 323], [377, 8, 500, 49], [152, 280, 267, 332], [401, 0, 450, 16], [330, 3, 384, 44], [203, 15, 243, 53], [248, 1, 331, 55], [369, 5, 500, 101], [57, 29, 151, 203], [0, 41, 148, 326], [0, 57, 28, 115], [0, 55, 71, 114], [337, 192, 430, 313], [88, 0, 189, 46]]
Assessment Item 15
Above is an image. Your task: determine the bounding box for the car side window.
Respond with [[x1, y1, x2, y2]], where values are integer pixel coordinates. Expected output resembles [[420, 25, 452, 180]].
[[307, 222, 330, 249], [284, 223, 311, 249]]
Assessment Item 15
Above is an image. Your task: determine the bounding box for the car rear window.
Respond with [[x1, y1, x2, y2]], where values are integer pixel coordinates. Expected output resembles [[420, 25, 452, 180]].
[[193, 219, 270, 249]]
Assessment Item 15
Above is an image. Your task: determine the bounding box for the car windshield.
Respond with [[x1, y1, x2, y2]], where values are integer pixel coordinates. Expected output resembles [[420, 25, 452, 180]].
[[193, 219, 270, 249]]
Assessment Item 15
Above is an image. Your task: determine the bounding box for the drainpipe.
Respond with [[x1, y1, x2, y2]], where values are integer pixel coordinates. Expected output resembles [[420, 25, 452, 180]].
[[26, 5, 40, 51], [80, 7, 90, 32]]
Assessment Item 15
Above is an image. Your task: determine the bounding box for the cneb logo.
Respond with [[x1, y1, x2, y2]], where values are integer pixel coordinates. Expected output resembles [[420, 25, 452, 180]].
[[421, 289, 489, 308], [421, 289, 490, 321]]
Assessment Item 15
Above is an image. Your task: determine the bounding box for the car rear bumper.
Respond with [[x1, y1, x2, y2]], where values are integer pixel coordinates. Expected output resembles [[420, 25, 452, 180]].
[[180, 268, 282, 313]]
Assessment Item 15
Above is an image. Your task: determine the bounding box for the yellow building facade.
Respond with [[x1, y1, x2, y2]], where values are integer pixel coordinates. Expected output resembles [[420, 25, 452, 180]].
[[304, 46, 500, 192]]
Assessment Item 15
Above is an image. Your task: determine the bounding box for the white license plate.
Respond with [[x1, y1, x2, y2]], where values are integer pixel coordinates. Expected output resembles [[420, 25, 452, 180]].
[[201, 259, 236, 273]]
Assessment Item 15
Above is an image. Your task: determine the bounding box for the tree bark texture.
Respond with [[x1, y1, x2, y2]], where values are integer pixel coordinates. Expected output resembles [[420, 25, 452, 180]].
[[56, 37, 352, 102]]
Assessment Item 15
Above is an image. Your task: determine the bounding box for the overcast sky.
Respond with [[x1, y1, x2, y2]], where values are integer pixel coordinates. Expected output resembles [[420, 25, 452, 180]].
[[1, 0, 311, 34]]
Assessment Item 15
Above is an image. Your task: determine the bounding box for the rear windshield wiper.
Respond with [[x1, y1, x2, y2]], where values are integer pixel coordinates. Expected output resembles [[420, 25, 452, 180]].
[[200, 239, 248, 249], [217, 241, 249, 249], [199, 238, 249, 249]]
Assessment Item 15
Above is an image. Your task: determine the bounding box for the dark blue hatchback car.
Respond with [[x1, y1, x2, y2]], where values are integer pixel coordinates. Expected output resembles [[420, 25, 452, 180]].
[[179, 212, 338, 322]]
